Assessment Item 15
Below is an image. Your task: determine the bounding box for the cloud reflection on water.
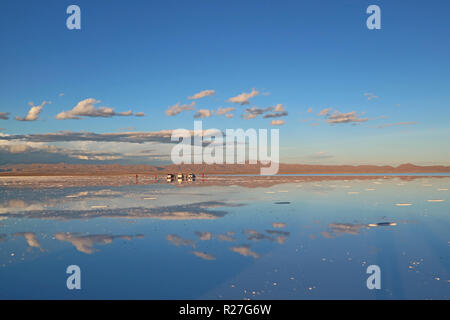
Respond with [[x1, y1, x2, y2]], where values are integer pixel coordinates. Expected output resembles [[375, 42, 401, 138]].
[[55, 233, 144, 254]]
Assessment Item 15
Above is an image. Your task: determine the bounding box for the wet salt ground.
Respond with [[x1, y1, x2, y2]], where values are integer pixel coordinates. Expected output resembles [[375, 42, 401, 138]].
[[0, 176, 448, 299]]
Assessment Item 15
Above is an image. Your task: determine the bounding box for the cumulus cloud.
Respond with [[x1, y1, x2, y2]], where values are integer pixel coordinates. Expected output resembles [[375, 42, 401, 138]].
[[215, 107, 235, 116], [56, 98, 134, 119], [227, 88, 259, 105], [307, 107, 313, 113], [118, 110, 133, 116], [165, 102, 196, 116], [15, 101, 48, 121], [193, 109, 212, 119], [242, 104, 288, 120], [188, 89, 215, 100], [326, 111, 368, 124], [263, 104, 288, 118], [242, 106, 273, 120], [135, 112, 145, 117], [0, 112, 10, 120], [270, 119, 285, 126], [225, 113, 234, 118]]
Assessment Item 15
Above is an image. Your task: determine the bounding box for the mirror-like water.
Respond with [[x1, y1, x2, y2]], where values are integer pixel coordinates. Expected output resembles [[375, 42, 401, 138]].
[[0, 175, 448, 299]]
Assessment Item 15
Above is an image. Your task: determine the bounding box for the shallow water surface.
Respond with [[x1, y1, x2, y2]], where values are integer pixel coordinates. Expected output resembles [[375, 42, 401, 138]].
[[0, 175, 448, 299]]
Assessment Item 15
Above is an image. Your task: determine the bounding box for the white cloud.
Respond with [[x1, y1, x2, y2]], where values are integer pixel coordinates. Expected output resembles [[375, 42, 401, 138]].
[[15, 101, 48, 121], [118, 110, 133, 116], [242, 106, 273, 120], [188, 90, 215, 100], [326, 111, 368, 124], [0, 112, 10, 120], [242, 104, 287, 120], [215, 107, 235, 116], [227, 88, 259, 105], [193, 109, 212, 119], [56, 98, 134, 120], [165, 102, 196, 116]]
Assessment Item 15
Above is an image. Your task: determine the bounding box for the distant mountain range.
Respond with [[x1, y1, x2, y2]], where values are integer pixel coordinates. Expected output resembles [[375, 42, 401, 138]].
[[1, 162, 449, 176]]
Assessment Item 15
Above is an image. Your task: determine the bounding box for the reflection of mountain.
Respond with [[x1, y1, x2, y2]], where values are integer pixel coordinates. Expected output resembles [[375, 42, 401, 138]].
[[1, 174, 447, 189], [55, 233, 144, 254], [0, 201, 242, 221]]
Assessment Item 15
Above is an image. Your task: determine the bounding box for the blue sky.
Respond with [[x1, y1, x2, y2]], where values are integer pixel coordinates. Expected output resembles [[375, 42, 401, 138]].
[[0, 0, 449, 165]]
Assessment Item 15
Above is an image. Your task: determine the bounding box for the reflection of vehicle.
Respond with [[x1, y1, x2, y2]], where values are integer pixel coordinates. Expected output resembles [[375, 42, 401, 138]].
[[166, 174, 174, 182], [177, 173, 184, 182], [187, 173, 196, 182]]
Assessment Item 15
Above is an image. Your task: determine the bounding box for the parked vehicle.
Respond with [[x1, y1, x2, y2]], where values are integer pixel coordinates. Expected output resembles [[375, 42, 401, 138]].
[[187, 173, 196, 182], [166, 174, 175, 182], [177, 173, 184, 182]]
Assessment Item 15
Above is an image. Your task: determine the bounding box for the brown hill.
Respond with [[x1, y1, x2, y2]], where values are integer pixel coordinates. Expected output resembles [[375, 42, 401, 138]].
[[0, 162, 449, 176]]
